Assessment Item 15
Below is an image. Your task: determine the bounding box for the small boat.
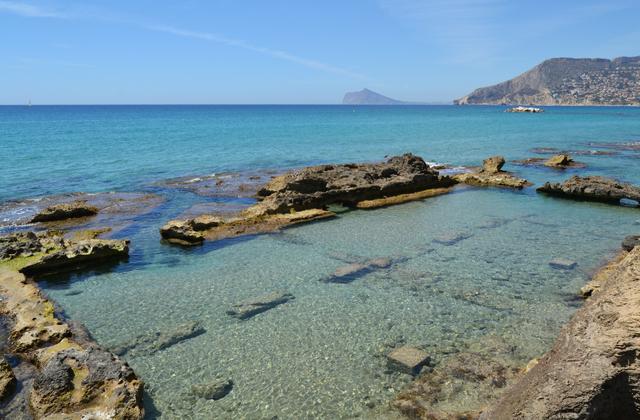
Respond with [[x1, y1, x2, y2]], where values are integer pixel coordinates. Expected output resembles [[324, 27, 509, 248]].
[[506, 106, 543, 113]]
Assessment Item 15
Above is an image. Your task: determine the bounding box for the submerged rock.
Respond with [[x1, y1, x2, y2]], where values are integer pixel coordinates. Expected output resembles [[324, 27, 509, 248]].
[[324, 257, 394, 283], [0, 358, 16, 401], [549, 258, 577, 270], [537, 176, 640, 206], [20, 238, 129, 276], [480, 247, 640, 419], [227, 292, 295, 320], [111, 321, 205, 357], [433, 231, 473, 246], [386, 346, 430, 376], [191, 379, 233, 400], [30, 201, 99, 223]]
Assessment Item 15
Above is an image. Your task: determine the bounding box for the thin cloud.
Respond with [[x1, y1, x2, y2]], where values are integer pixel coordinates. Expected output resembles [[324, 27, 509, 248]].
[[148, 24, 368, 80], [0, 1, 66, 18]]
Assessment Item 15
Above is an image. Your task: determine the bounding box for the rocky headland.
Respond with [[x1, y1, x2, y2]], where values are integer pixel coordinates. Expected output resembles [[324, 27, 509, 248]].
[[455, 56, 640, 106]]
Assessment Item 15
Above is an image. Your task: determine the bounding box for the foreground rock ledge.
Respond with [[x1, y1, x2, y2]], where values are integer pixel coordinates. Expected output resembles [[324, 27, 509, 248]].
[[0, 269, 144, 418], [161, 154, 457, 245], [479, 247, 640, 419]]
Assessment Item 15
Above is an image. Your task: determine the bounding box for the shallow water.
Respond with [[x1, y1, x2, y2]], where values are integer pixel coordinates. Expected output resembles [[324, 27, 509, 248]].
[[2, 105, 640, 418]]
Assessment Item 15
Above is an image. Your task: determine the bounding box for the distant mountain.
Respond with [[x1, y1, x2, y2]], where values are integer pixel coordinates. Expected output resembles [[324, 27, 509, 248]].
[[455, 56, 640, 106], [342, 89, 407, 105]]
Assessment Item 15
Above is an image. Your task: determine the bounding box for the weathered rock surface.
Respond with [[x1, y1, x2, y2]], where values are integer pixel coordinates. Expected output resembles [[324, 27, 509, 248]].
[[479, 247, 640, 419], [538, 176, 640, 206], [453, 157, 530, 189], [323, 257, 394, 283], [111, 321, 205, 357], [0, 358, 16, 401], [622, 235, 640, 251], [256, 154, 455, 214], [191, 379, 233, 400], [482, 156, 505, 173], [20, 238, 129, 276], [515, 154, 586, 169], [0, 270, 144, 418], [30, 346, 143, 419], [161, 209, 335, 246], [387, 346, 430, 376], [30, 201, 99, 223], [227, 292, 294, 320]]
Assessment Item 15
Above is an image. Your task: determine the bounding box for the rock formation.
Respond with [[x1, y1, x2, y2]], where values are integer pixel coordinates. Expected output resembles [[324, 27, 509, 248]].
[[452, 156, 530, 189], [455, 56, 640, 106], [479, 246, 640, 419], [537, 176, 640, 206], [30, 201, 99, 223], [161, 154, 456, 245]]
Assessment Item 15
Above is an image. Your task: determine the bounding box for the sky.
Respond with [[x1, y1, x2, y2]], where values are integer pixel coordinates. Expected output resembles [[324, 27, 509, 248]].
[[1, 0, 639, 104]]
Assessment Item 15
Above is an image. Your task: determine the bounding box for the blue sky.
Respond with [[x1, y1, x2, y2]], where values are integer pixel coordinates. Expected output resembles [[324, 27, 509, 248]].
[[1, 0, 639, 104]]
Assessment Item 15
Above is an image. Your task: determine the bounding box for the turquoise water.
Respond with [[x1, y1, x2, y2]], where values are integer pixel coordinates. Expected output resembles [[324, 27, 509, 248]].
[[2, 105, 640, 418]]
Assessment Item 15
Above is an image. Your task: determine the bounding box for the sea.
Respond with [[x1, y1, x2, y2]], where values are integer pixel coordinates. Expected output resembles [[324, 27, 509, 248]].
[[1, 104, 640, 419]]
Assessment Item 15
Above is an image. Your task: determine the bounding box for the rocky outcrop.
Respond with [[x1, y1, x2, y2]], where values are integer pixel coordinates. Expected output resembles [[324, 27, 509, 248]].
[[255, 154, 455, 214], [453, 157, 530, 189], [622, 235, 640, 251], [111, 321, 205, 358], [0, 270, 143, 418], [30, 201, 99, 223], [161, 209, 335, 246], [161, 155, 456, 245], [227, 292, 295, 320], [19, 238, 129, 276], [537, 176, 640, 206], [506, 106, 543, 113], [30, 346, 143, 419], [479, 246, 640, 419], [514, 154, 586, 169]]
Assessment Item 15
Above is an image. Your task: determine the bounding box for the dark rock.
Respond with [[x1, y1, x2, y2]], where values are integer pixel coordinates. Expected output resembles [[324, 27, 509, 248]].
[[191, 379, 233, 400], [111, 321, 205, 357], [386, 346, 430, 375], [622, 235, 640, 251], [0, 358, 16, 401], [30, 201, 98, 223], [227, 292, 295, 320], [537, 176, 640, 206], [549, 258, 577, 270], [160, 220, 205, 245], [20, 239, 129, 276], [255, 154, 456, 214], [482, 156, 505, 174]]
